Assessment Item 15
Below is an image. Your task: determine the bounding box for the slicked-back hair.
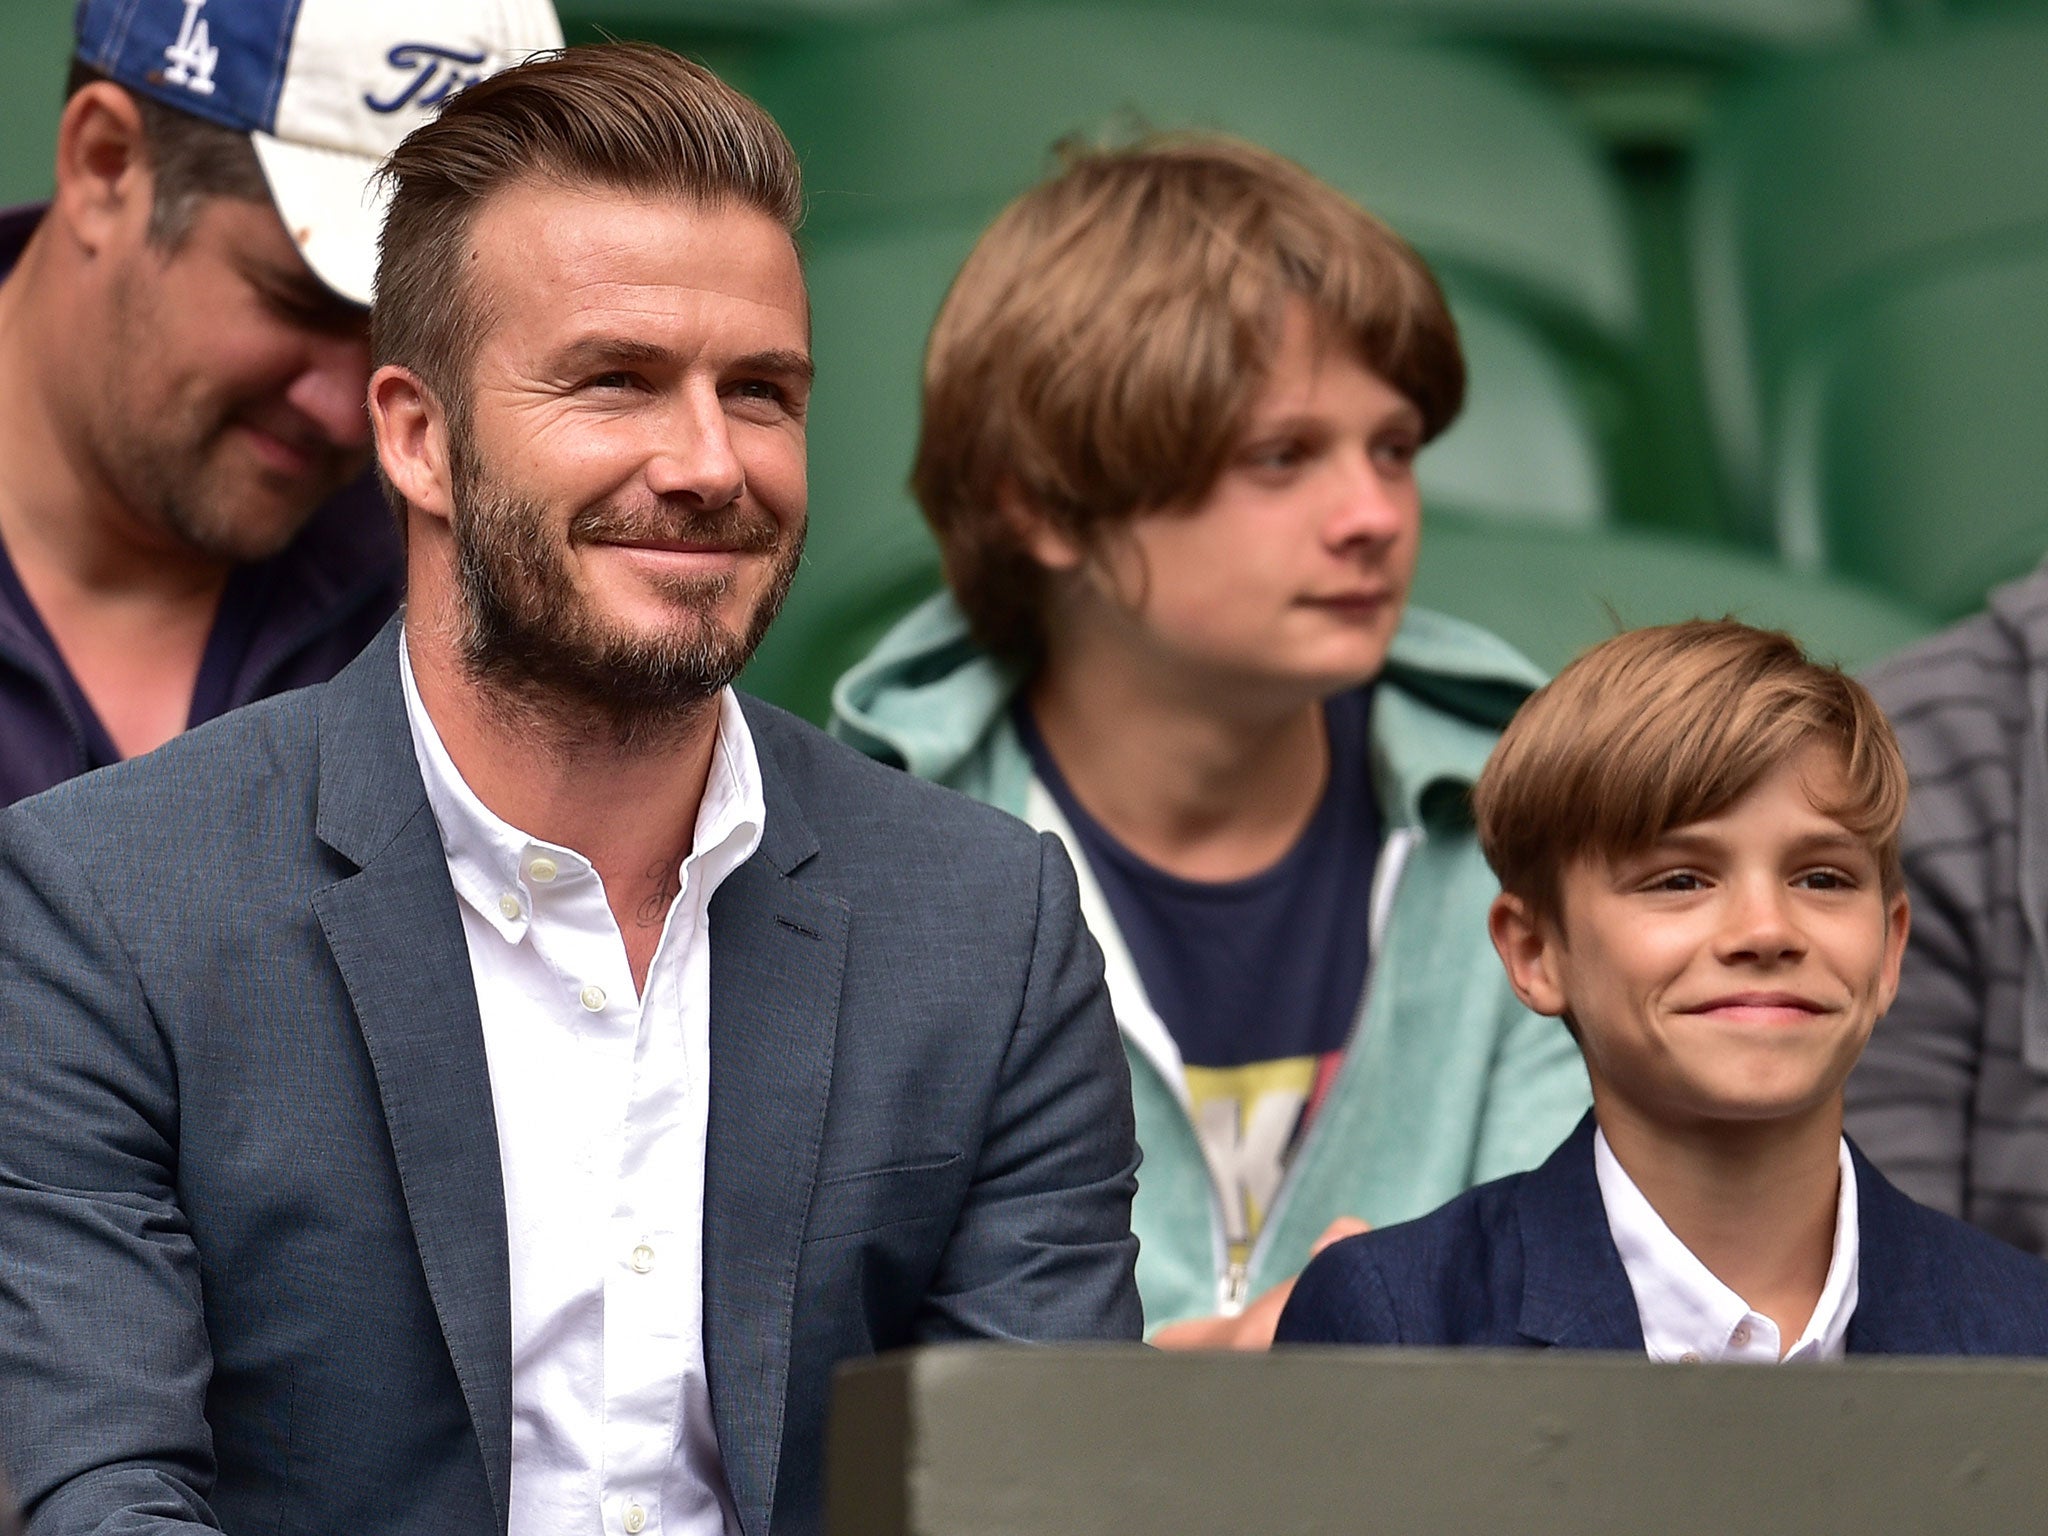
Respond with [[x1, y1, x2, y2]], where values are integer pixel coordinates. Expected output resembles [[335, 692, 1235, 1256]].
[[1474, 620, 1908, 928], [913, 132, 1465, 667], [372, 42, 802, 440], [65, 61, 270, 248]]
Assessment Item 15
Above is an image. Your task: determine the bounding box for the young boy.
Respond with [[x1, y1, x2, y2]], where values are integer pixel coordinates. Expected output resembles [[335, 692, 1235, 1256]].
[[831, 135, 1590, 1344], [1277, 620, 2048, 1359]]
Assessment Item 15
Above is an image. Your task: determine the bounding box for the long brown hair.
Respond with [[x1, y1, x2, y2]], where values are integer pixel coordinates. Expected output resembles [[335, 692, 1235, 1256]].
[[914, 132, 1464, 666]]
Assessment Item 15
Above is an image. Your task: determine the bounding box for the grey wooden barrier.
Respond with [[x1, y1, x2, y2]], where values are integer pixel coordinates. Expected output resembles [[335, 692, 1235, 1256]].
[[827, 1344, 2048, 1535]]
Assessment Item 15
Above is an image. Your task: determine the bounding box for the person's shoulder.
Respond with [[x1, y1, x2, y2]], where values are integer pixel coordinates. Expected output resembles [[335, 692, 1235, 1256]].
[[1927, 1208, 2048, 1291], [1862, 576, 2046, 866], [1385, 607, 1547, 701], [1378, 606, 1545, 737], [743, 692, 1040, 854], [1278, 1174, 1530, 1346], [5, 684, 323, 858], [1859, 1150, 2048, 1353], [1902, 1195, 2048, 1293], [1864, 567, 2048, 729], [1366, 609, 1546, 821]]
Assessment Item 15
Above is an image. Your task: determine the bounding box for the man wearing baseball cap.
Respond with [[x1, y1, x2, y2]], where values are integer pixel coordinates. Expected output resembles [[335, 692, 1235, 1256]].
[[0, 0, 561, 805]]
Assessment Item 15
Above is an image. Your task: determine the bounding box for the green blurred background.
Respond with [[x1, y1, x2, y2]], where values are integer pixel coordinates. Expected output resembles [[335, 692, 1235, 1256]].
[[8, 0, 2044, 719]]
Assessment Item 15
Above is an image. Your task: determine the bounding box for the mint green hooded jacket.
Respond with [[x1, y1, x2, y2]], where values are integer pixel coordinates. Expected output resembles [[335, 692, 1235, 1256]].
[[830, 593, 1591, 1330]]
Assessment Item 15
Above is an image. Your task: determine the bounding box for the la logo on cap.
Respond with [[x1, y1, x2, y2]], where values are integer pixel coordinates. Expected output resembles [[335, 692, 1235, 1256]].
[[162, 0, 218, 97]]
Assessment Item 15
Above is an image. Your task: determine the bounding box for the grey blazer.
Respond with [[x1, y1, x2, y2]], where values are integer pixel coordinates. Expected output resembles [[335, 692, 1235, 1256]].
[[0, 623, 1142, 1535]]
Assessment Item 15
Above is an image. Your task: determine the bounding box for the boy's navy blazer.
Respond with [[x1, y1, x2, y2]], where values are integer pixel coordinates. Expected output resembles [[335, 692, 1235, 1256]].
[[0, 622, 1142, 1535], [1277, 1114, 2048, 1356]]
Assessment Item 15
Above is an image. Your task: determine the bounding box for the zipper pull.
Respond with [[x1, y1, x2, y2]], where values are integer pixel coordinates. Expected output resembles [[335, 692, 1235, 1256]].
[[1219, 1259, 1251, 1316]]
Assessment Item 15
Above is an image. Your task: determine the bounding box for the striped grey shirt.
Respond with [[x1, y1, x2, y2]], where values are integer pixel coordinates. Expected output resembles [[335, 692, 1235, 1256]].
[[1847, 562, 2048, 1257]]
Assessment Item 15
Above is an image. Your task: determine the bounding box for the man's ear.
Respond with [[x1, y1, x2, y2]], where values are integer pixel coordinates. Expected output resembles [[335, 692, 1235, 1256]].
[[996, 481, 1085, 572], [1488, 891, 1570, 1019], [52, 83, 153, 255], [368, 365, 454, 524]]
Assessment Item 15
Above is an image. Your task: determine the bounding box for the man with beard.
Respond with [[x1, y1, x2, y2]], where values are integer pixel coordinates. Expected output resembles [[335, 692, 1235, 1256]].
[[0, 42, 1142, 1536], [0, 0, 562, 805]]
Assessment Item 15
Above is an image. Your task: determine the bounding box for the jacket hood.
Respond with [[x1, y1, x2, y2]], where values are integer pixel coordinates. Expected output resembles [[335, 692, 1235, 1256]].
[[829, 590, 1547, 828]]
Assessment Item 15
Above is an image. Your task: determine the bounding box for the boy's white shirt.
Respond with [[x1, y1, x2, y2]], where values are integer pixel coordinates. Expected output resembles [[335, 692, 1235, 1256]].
[[1595, 1128, 1860, 1364]]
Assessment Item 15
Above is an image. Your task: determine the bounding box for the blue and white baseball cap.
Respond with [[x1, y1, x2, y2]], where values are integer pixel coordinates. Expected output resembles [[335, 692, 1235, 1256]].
[[75, 0, 564, 305]]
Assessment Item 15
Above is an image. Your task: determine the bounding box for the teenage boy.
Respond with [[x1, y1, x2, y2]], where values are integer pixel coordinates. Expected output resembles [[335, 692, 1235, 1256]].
[[1277, 621, 2048, 1359], [832, 135, 1590, 1345]]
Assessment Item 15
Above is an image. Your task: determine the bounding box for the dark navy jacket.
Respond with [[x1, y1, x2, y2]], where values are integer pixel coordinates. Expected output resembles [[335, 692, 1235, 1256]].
[[1277, 1114, 2048, 1356], [0, 204, 401, 807]]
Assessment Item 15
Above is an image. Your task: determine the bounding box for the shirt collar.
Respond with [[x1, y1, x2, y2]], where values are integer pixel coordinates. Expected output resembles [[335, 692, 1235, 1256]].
[[1595, 1126, 1860, 1364], [399, 632, 765, 945]]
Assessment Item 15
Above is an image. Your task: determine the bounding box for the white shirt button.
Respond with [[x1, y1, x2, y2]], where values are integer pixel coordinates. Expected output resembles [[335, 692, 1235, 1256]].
[[631, 1243, 656, 1274], [498, 893, 522, 921], [527, 855, 558, 883], [623, 1505, 647, 1534], [1679, 1351, 1702, 1365], [1730, 1322, 1753, 1348], [580, 984, 606, 1012]]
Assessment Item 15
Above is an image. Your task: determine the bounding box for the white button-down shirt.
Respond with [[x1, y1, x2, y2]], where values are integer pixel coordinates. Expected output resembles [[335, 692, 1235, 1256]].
[[402, 640, 764, 1536], [1595, 1127, 1860, 1364]]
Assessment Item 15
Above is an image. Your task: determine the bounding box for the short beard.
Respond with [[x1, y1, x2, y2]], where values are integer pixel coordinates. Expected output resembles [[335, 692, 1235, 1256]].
[[447, 434, 801, 751], [149, 464, 339, 564]]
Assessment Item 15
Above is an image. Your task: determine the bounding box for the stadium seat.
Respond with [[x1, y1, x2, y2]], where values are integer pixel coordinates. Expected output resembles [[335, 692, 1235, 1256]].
[[754, 7, 1638, 347], [1770, 236, 2048, 620], [1690, 19, 2048, 546], [562, 0, 1870, 58], [1425, 298, 1610, 529], [1109, 0, 1872, 58]]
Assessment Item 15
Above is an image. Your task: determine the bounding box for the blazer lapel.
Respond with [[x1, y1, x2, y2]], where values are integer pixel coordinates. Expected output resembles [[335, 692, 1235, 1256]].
[[308, 625, 514, 1529], [1515, 1115, 1647, 1351], [702, 711, 850, 1536]]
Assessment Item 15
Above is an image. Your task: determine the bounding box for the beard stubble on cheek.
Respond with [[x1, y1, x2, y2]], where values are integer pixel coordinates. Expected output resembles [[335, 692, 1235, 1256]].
[[95, 256, 354, 564], [447, 440, 804, 730]]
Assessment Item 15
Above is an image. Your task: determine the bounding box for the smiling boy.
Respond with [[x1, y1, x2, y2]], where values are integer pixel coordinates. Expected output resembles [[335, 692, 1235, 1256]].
[[1277, 620, 2048, 1359]]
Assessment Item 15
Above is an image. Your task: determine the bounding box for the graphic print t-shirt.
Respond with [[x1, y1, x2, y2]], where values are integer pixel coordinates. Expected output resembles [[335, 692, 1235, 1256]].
[[1017, 689, 1381, 1263]]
